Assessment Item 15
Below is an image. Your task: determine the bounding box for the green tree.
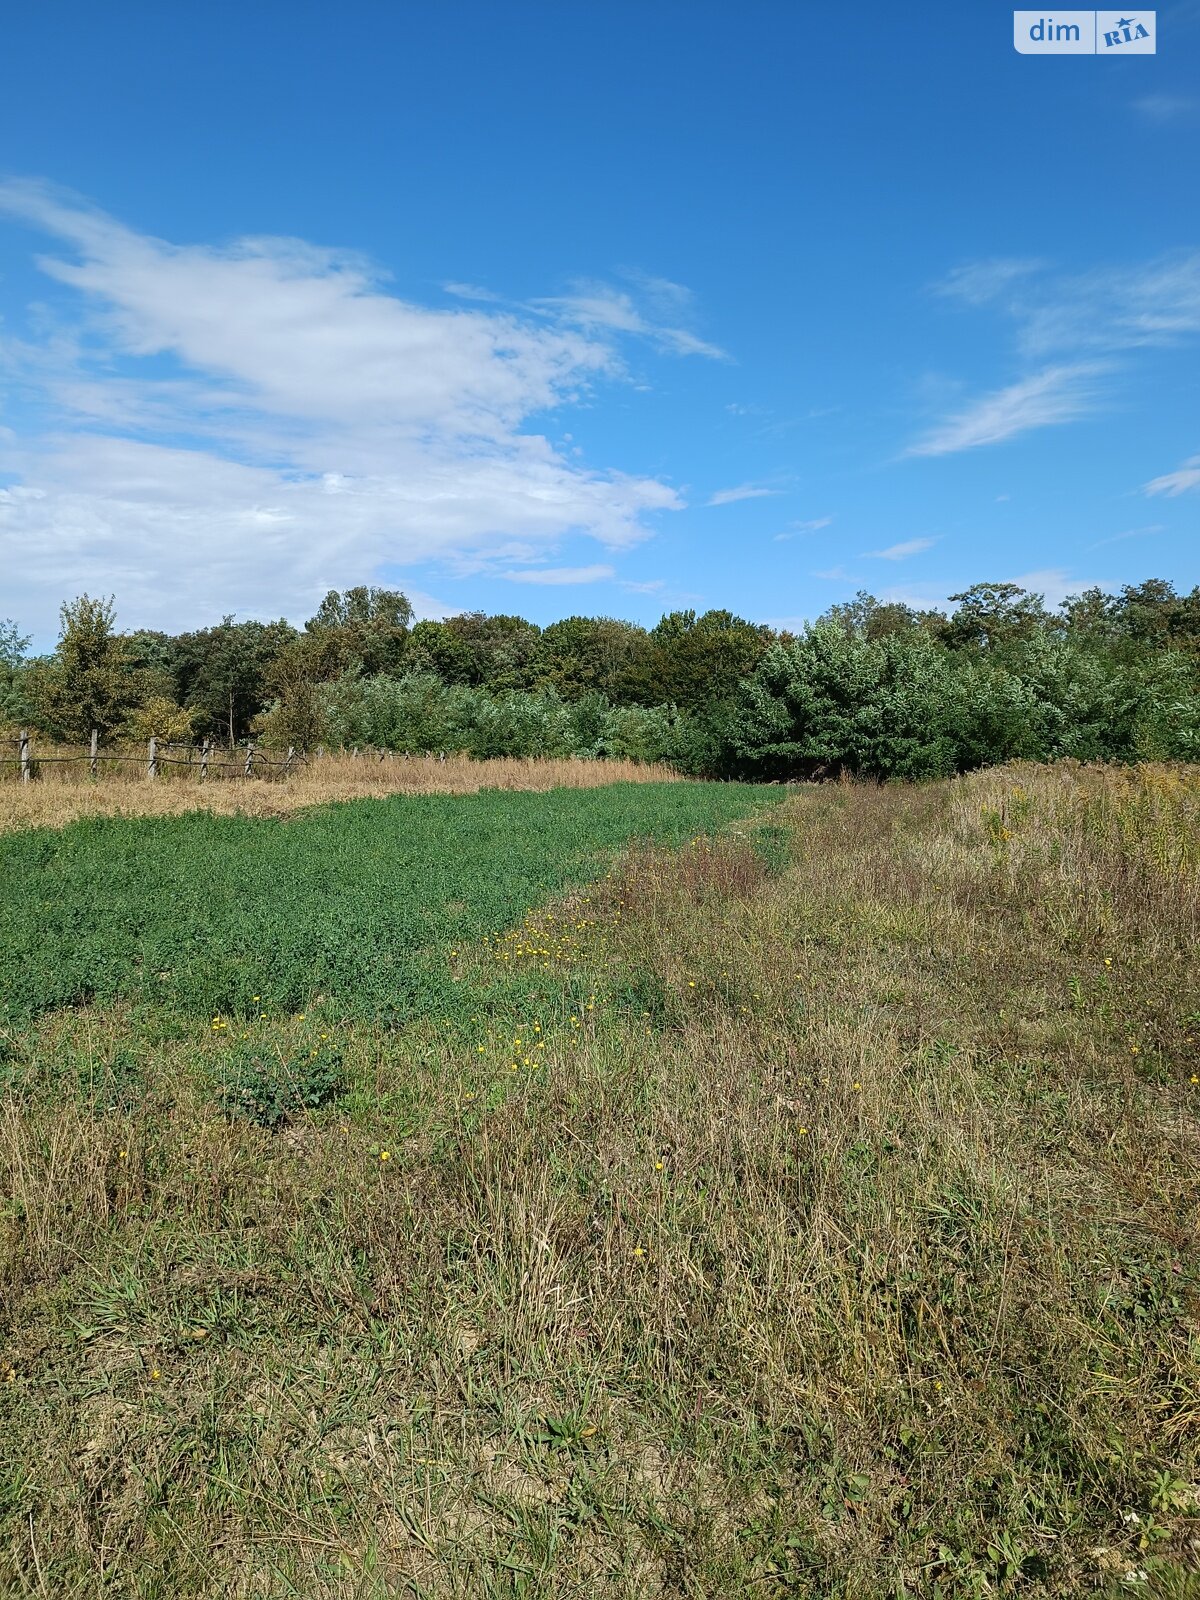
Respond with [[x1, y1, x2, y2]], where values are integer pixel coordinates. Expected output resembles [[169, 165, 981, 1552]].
[[27, 595, 138, 742], [173, 617, 298, 744], [615, 609, 772, 712], [820, 590, 944, 641], [942, 583, 1051, 652], [407, 612, 541, 692], [254, 643, 326, 751], [0, 619, 33, 730], [532, 616, 650, 701], [729, 625, 962, 780], [303, 586, 414, 678]]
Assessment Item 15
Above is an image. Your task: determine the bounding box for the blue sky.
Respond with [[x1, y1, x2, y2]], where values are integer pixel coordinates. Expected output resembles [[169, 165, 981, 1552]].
[[1, 0, 1197, 649]]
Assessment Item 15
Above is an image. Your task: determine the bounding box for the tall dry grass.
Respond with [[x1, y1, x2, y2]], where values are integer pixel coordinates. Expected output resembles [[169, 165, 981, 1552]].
[[0, 749, 683, 833]]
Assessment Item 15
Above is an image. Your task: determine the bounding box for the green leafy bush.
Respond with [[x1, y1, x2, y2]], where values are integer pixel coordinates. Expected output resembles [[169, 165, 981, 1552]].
[[216, 1040, 344, 1128]]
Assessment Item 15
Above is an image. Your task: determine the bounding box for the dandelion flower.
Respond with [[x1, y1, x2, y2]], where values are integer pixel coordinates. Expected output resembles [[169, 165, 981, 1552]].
[[379, 1150, 391, 1162]]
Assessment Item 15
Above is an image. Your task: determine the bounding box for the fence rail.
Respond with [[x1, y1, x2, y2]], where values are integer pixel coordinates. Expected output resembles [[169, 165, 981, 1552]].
[[0, 732, 460, 785], [1, 730, 310, 784]]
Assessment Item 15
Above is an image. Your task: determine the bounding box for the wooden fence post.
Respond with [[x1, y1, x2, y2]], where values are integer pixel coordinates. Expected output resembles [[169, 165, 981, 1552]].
[[244, 743, 255, 778], [19, 729, 30, 785], [148, 737, 158, 779], [283, 746, 295, 776], [90, 728, 98, 779], [200, 738, 210, 780]]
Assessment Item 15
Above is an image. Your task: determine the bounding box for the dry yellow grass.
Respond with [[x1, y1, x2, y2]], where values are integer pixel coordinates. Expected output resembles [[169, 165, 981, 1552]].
[[0, 750, 682, 832]]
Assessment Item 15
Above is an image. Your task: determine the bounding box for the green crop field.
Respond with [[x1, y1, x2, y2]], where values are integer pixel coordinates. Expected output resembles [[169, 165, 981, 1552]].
[[1, 766, 1198, 1599], [0, 782, 779, 1027]]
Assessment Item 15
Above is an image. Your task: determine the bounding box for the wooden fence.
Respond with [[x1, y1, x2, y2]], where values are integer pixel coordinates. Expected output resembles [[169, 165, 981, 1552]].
[[2, 730, 305, 784], [1, 731, 453, 784]]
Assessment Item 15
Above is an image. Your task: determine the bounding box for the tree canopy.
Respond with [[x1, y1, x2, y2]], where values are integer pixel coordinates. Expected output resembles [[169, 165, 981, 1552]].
[[5, 576, 1197, 778]]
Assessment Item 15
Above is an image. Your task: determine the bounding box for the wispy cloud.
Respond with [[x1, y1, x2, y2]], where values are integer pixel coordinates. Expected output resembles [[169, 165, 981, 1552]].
[[499, 564, 615, 585], [812, 565, 853, 581], [935, 249, 1200, 358], [533, 276, 728, 360], [907, 363, 1106, 456], [0, 180, 693, 634], [863, 537, 936, 560], [1144, 453, 1200, 496], [1131, 93, 1197, 122], [1087, 523, 1164, 549], [1007, 568, 1111, 611], [706, 484, 778, 506], [935, 257, 1044, 306], [442, 280, 501, 302], [918, 249, 1200, 456], [773, 515, 832, 541], [880, 568, 1107, 616], [1018, 253, 1200, 357]]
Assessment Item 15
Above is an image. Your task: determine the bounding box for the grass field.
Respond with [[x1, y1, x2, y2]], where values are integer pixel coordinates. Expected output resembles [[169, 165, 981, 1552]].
[[1, 764, 1198, 1598], [0, 782, 776, 1026]]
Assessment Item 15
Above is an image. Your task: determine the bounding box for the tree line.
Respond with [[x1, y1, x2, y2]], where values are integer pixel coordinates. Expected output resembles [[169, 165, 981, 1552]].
[[2, 577, 1197, 780]]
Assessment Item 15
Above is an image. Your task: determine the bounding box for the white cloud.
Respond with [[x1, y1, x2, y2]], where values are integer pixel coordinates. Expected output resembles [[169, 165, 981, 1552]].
[[879, 569, 1108, 616], [1144, 453, 1200, 496], [1131, 94, 1197, 122], [934, 249, 1200, 359], [773, 515, 832, 541], [533, 277, 728, 360], [1087, 523, 1163, 550], [442, 280, 502, 301], [0, 181, 693, 635], [907, 363, 1106, 456], [863, 536, 936, 560], [917, 250, 1200, 457], [1017, 253, 1200, 357], [812, 565, 853, 581], [1006, 568, 1109, 612], [935, 258, 1044, 306], [707, 484, 778, 506], [498, 564, 615, 585]]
